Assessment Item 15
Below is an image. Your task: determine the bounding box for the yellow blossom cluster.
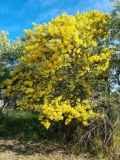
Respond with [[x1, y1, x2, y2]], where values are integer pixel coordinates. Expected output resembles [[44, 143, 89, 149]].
[[37, 97, 102, 129]]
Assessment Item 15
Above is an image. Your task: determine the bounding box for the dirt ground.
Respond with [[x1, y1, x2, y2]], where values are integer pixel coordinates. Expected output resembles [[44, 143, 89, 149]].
[[0, 139, 88, 160]]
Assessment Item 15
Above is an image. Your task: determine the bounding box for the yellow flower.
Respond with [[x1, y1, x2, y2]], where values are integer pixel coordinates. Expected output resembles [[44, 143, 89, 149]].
[[41, 120, 51, 129], [65, 118, 72, 125]]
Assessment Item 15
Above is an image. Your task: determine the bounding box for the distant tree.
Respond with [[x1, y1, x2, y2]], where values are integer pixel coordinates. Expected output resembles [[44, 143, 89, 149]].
[[0, 31, 22, 108], [110, 5, 120, 90]]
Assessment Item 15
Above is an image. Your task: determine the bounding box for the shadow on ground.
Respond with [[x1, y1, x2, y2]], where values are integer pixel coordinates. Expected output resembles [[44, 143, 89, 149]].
[[0, 139, 67, 156]]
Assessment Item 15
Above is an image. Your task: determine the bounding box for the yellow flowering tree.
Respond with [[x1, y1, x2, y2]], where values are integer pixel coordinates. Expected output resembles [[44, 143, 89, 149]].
[[4, 11, 112, 129]]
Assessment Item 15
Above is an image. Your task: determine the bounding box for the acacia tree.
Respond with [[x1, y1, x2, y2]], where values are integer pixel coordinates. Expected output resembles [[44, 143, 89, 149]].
[[4, 11, 112, 129]]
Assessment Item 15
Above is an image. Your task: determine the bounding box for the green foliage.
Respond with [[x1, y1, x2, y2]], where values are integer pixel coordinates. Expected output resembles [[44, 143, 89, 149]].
[[0, 110, 49, 141], [0, 31, 22, 108], [0, 31, 22, 82], [109, 6, 120, 89]]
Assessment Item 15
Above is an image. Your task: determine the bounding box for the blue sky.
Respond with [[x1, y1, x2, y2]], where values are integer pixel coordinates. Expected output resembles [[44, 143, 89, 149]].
[[0, 0, 112, 40]]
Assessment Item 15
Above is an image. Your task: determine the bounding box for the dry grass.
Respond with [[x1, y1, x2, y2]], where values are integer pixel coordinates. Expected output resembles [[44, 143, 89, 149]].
[[0, 139, 88, 160]]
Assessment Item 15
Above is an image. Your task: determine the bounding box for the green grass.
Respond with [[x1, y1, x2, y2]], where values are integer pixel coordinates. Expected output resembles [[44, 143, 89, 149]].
[[0, 110, 49, 141]]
